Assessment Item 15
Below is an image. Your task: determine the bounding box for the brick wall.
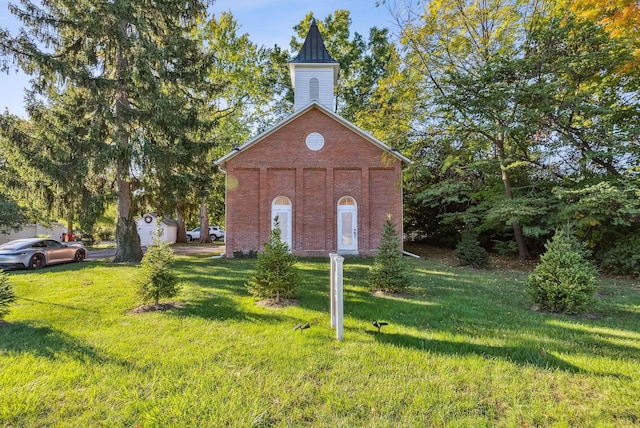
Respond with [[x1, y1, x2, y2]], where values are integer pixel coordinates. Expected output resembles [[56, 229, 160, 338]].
[[224, 107, 404, 257]]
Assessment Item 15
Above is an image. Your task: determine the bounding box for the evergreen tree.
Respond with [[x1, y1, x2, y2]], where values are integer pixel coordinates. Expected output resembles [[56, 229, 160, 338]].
[[455, 230, 490, 269], [136, 220, 180, 305], [0, 270, 17, 320], [246, 218, 299, 302], [526, 227, 598, 314], [0, 0, 214, 263], [368, 214, 411, 293]]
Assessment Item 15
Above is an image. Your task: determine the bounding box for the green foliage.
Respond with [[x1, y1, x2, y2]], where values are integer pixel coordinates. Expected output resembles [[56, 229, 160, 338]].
[[137, 224, 180, 305], [232, 250, 258, 259], [0, 270, 17, 320], [492, 239, 518, 256], [526, 228, 598, 314], [246, 218, 298, 301], [80, 234, 96, 247], [0, 194, 27, 232], [455, 231, 490, 269], [596, 233, 640, 277], [368, 215, 411, 293]]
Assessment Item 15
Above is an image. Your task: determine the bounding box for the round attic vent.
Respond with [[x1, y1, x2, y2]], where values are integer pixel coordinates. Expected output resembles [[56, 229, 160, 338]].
[[305, 132, 325, 151]]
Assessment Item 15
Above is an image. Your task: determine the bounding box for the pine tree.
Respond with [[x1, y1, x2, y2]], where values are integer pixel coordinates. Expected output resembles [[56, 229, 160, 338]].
[[0, 270, 17, 320], [526, 227, 598, 314], [368, 214, 411, 293], [137, 221, 180, 305], [1, 0, 214, 263], [246, 218, 299, 302], [455, 230, 490, 269]]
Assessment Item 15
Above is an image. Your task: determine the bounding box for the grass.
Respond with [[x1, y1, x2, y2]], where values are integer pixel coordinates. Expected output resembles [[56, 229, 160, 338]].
[[1, 254, 639, 427]]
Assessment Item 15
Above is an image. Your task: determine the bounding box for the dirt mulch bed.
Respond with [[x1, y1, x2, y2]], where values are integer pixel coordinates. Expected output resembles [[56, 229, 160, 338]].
[[255, 298, 300, 309], [127, 301, 186, 314]]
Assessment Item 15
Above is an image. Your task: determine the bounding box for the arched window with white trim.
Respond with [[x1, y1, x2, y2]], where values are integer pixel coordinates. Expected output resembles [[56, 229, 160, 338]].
[[272, 196, 292, 250]]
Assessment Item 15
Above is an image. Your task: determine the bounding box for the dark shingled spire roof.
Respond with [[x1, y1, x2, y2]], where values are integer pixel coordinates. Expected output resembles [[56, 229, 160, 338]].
[[290, 19, 338, 64]]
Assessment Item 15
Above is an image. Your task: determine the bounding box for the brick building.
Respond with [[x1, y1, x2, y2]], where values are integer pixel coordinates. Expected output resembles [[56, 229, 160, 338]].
[[216, 20, 410, 257]]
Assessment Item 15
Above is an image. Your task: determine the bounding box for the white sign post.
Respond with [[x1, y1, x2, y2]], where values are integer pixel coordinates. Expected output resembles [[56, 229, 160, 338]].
[[329, 253, 344, 341]]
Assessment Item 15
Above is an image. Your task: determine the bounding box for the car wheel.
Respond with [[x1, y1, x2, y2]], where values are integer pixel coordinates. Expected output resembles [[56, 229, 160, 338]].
[[29, 254, 45, 269], [210, 234, 218, 241], [74, 250, 85, 262], [186, 234, 192, 242]]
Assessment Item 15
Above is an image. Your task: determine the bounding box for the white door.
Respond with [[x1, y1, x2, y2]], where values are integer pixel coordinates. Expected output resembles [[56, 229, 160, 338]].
[[337, 197, 357, 253], [272, 196, 292, 250]]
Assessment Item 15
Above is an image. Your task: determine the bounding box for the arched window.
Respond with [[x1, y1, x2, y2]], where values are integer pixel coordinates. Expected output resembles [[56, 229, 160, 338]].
[[309, 77, 319, 101], [272, 196, 292, 250], [337, 196, 357, 253]]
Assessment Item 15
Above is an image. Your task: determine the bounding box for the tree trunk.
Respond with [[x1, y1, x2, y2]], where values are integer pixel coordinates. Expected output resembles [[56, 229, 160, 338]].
[[112, 21, 143, 263], [113, 158, 143, 263], [496, 133, 530, 260], [175, 201, 187, 243], [66, 216, 74, 242], [199, 200, 211, 243]]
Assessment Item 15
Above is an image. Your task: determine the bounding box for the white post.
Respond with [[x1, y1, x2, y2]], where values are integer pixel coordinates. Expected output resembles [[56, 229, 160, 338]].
[[330, 253, 336, 328], [335, 255, 344, 341]]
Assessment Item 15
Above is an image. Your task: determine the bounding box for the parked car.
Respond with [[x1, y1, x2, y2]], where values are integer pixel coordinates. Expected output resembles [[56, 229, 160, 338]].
[[186, 226, 225, 241], [0, 238, 87, 270]]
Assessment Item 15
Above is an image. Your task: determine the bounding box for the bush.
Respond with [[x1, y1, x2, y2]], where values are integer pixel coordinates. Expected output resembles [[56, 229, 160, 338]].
[[0, 270, 17, 320], [246, 218, 298, 302], [596, 233, 640, 277], [368, 214, 411, 293], [455, 230, 490, 268], [526, 227, 598, 314], [81, 234, 96, 247], [137, 223, 180, 305], [233, 250, 258, 259]]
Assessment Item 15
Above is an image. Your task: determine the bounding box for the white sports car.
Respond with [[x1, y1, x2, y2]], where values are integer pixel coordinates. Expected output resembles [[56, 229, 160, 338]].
[[0, 238, 87, 270]]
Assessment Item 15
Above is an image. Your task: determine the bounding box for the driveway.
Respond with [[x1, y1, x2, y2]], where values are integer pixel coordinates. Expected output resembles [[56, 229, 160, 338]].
[[87, 244, 225, 261]]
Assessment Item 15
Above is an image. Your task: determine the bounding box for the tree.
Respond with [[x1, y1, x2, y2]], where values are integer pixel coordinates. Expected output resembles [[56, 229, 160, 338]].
[[0, 0, 213, 263], [0, 270, 17, 320], [389, 0, 537, 259], [246, 217, 299, 302], [455, 230, 490, 269], [0, 87, 112, 237], [137, 220, 180, 305], [368, 214, 412, 293], [526, 227, 598, 314]]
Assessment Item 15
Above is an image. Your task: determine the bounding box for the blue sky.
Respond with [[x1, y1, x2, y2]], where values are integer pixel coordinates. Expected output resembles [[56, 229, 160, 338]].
[[0, 0, 394, 117]]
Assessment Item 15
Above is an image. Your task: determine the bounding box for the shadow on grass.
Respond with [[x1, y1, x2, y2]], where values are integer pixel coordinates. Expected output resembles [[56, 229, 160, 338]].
[[19, 297, 100, 313], [0, 322, 129, 368], [370, 331, 628, 377], [176, 293, 289, 324]]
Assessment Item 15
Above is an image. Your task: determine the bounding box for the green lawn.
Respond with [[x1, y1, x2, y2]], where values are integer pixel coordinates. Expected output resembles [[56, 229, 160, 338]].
[[1, 255, 639, 427]]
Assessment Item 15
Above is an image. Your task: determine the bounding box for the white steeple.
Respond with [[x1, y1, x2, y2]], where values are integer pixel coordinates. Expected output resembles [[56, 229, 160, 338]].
[[289, 19, 339, 112]]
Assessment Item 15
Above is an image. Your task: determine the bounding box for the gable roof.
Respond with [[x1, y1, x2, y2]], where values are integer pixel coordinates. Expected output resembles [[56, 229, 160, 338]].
[[290, 19, 338, 64], [215, 102, 412, 170]]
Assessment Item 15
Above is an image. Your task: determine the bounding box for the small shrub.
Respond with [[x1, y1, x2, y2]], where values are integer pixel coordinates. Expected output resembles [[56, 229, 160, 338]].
[[233, 250, 258, 259], [368, 214, 411, 293], [455, 230, 489, 268], [137, 222, 180, 305], [246, 218, 298, 302], [81, 234, 96, 247], [492, 239, 518, 256], [526, 227, 598, 314], [0, 270, 17, 320]]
